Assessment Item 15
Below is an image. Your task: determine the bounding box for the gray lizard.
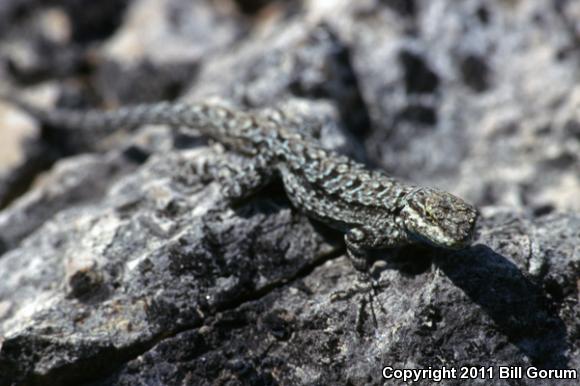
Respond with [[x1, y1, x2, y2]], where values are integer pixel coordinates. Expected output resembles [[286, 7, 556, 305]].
[[4, 98, 479, 275]]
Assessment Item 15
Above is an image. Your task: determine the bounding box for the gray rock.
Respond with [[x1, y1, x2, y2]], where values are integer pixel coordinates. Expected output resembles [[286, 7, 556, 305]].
[[336, 0, 580, 213], [0, 104, 50, 212], [0, 145, 338, 385], [0, 0, 578, 385]]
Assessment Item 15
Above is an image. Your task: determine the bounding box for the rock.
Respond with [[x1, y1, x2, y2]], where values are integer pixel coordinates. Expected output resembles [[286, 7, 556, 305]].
[[0, 144, 338, 385], [0, 102, 47, 211], [0, 0, 578, 385], [334, 0, 580, 213], [0, 178, 577, 384]]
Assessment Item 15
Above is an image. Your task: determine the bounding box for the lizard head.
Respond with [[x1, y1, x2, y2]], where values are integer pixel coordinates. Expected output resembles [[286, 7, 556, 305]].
[[399, 187, 478, 249]]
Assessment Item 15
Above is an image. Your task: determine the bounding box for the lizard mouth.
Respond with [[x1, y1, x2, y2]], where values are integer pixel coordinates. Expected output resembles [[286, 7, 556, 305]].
[[410, 230, 474, 250]]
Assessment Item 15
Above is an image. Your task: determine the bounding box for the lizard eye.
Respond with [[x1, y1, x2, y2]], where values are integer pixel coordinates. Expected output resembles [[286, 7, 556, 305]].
[[425, 208, 437, 222]]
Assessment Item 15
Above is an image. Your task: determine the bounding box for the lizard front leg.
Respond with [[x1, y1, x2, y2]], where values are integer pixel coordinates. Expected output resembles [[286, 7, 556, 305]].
[[344, 224, 408, 274], [342, 225, 405, 331], [344, 227, 372, 273]]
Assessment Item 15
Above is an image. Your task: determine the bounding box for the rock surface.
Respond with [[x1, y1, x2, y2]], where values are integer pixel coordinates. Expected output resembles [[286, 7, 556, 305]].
[[0, 0, 578, 385]]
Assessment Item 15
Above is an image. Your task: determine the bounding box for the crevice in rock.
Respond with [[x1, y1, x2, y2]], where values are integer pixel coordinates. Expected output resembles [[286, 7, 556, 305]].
[[553, 0, 580, 62], [47, 0, 131, 44], [8, 246, 345, 386], [399, 50, 439, 95], [381, 0, 417, 18], [0, 145, 58, 210], [232, 0, 295, 15], [213, 246, 344, 313], [0, 336, 158, 386], [460, 54, 491, 93], [476, 5, 490, 25], [396, 103, 437, 125], [288, 25, 372, 141]]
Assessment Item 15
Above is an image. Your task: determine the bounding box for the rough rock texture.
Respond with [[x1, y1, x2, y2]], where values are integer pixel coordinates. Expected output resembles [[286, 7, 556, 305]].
[[0, 0, 578, 385]]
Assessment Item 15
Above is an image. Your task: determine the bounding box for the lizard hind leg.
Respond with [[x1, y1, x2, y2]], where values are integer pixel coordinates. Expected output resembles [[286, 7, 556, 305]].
[[217, 153, 275, 204]]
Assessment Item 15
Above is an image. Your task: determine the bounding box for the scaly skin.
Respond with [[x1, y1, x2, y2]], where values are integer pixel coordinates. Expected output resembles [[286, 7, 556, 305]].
[[4, 98, 479, 273]]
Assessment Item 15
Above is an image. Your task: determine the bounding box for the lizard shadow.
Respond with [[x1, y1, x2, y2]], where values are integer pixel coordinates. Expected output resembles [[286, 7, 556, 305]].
[[431, 244, 570, 369]]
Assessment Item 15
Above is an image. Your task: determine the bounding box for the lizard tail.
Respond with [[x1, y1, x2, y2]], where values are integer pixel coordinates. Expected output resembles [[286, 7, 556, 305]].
[[0, 95, 204, 132]]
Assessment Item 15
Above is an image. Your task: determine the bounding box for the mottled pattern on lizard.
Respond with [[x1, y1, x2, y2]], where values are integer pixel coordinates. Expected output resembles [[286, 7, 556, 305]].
[[5, 98, 479, 273]]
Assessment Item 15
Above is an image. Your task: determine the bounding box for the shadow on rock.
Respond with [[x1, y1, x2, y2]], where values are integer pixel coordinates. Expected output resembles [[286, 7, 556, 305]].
[[436, 244, 569, 369]]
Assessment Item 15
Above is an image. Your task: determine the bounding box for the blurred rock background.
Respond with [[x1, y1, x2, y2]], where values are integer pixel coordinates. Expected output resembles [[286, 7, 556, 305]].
[[0, 0, 578, 385]]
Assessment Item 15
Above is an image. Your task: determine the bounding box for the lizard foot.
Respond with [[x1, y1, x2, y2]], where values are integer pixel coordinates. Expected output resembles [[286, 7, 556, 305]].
[[330, 270, 388, 334]]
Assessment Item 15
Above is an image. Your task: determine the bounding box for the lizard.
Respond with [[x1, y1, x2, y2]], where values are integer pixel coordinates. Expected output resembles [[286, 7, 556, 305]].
[[2, 97, 479, 278]]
